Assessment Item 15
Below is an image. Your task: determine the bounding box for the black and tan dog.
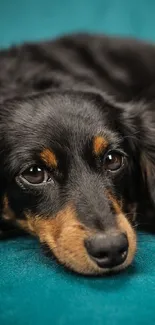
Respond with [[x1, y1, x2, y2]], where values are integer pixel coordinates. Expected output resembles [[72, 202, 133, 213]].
[[1, 34, 155, 275]]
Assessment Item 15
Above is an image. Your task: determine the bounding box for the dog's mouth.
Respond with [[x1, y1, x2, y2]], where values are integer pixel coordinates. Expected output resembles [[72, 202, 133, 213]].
[[43, 215, 136, 275], [3, 197, 137, 275], [16, 206, 137, 275]]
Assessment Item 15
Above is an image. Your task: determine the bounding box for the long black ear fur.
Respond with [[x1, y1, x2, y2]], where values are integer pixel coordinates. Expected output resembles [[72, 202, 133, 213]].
[[120, 97, 155, 229]]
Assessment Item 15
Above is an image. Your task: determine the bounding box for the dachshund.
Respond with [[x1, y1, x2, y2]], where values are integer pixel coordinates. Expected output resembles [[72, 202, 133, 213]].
[[0, 33, 155, 275]]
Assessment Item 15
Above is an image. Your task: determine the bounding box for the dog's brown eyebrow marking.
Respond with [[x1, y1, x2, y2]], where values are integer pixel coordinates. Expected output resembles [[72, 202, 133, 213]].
[[40, 149, 57, 168], [93, 136, 108, 155]]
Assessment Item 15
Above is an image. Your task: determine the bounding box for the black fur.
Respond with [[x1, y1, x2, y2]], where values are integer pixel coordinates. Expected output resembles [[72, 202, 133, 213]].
[[1, 33, 155, 268]]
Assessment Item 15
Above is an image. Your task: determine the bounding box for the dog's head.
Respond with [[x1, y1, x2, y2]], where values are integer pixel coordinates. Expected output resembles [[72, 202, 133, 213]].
[[0, 90, 154, 275]]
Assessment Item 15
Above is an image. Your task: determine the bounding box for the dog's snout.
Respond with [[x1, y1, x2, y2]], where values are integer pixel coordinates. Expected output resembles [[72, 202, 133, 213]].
[[85, 232, 128, 269]]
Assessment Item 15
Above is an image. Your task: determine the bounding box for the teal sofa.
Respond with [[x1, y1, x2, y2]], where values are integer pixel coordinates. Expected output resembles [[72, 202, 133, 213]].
[[0, 1, 155, 324]]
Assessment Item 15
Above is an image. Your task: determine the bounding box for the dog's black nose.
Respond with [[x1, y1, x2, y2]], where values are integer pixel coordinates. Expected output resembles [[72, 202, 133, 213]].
[[85, 232, 128, 268]]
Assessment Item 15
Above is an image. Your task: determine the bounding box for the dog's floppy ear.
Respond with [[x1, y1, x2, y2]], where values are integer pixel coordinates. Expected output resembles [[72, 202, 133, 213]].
[[123, 99, 155, 207], [141, 148, 155, 207], [139, 103, 155, 206], [115, 98, 155, 230], [140, 133, 155, 206], [104, 36, 155, 206], [139, 119, 155, 230]]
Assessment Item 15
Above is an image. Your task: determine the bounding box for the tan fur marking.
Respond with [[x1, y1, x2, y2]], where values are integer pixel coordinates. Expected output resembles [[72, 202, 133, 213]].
[[116, 214, 137, 270], [3, 195, 15, 221], [106, 192, 136, 267], [2, 195, 136, 275], [40, 149, 57, 168], [3, 195, 9, 209], [106, 191, 122, 215], [17, 206, 104, 274], [93, 136, 108, 155], [17, 204, 137, 275]]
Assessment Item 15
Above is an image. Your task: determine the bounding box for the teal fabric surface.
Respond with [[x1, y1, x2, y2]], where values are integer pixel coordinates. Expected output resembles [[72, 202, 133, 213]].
[[1, 1, 155, 324], [0, 234, 155, 325]]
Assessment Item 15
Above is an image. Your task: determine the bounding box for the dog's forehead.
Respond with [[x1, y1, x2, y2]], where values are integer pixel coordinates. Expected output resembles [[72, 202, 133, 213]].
[[6, 91, 120, 153]]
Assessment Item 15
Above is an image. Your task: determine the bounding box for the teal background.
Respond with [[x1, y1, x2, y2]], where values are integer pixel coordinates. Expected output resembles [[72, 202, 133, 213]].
[[0, 0, 155, 48], [0, 1, 155, 324]]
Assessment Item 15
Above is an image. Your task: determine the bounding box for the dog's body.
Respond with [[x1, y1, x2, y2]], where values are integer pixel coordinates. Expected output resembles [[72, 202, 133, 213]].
[[1, 34, 155, 275]]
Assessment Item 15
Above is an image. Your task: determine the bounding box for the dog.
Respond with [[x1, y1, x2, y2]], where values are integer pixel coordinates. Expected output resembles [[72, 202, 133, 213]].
[[1, 33, 155, 275]]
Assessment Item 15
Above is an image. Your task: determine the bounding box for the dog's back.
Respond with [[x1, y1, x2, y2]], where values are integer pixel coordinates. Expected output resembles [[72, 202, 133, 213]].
[[1, 34, 155, 103]]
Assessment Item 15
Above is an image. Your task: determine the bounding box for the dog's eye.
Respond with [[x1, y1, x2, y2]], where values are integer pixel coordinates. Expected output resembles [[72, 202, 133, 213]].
[[104, 152, 124, 172], [21, 166, 51, 184]]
